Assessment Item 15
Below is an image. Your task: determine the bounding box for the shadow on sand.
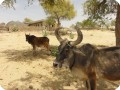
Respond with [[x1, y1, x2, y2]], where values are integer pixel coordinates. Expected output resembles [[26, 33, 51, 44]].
[[2, 49, 52, 63], [6, 68, 119, 90]]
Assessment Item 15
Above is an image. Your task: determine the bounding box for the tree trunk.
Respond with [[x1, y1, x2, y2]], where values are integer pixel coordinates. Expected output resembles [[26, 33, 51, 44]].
[[57, 18, 61, 27], [115, 4, 120, 46]]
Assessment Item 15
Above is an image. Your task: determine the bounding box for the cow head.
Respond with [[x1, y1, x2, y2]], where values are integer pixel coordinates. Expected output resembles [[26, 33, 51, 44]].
[[25, 33, 30, 41], [53, 26, 84, 68]]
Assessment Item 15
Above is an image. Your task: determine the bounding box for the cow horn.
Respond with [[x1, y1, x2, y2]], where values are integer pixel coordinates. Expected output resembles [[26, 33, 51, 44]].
[[70, 26, 83, 46], [55, 27, 64, 42]]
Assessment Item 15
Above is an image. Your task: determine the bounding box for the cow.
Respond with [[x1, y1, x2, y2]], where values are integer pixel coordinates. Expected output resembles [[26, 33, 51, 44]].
[[53, 26, 120, 90], [25, 34, 51, 53]]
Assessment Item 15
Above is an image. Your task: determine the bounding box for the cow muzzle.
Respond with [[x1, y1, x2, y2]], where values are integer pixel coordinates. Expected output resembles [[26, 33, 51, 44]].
[[53, 61, 62, 68]]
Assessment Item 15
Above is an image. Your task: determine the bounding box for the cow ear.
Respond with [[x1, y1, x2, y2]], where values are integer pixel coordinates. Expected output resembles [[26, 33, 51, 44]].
[[73, 48, 85, 56]]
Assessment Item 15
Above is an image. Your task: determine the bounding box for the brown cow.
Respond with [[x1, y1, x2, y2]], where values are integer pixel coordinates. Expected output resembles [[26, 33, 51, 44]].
[[25, 34, 51, 53], [53, 26, 120, 90]]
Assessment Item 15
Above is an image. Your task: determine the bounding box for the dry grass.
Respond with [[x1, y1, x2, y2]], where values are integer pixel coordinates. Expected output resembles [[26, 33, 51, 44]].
[[0, 30, 119, 90]]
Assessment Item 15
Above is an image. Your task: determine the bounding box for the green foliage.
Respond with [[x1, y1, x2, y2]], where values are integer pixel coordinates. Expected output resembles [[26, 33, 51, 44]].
[[2, 0, 55, 8], [97, 18, 110, 29], [41, 0, 76, 26], [77, 19, 98, 29], [42, 30, 48, 37], [75, 22, 81, 28], [40, 0, 55, 5], [84, 0, 117, 20], [59, 28, 68, 35], [111, 19, 115, 26], [69, 32, 74, 39], [75, 18, 111, 29], [70, 24, 75, 29], [24, 18, 33, 23], [2, 0, 16, 8], [45, 16, 56, 26], [51, 46, 58, 56]]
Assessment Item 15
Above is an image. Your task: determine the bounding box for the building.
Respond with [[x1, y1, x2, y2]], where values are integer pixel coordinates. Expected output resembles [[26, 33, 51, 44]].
[[25, 19, 57, 31]]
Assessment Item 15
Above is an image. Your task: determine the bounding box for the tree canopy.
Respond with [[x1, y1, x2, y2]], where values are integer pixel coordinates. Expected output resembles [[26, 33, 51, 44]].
[[2, 0, 55, 8], [45, 16, 56, 26], [111, 19, 115, 26], [2, 0, 16, 8], [23, 18, 33, 23], [84, 0, 117, 20], [78, 19, 97, 29], [41, 0, 76, 26]]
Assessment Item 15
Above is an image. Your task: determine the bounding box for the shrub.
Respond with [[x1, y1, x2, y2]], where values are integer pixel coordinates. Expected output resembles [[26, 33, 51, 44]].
[[42, 30, 48, 37], [51, 46, 58, 56], [60, 28, 68, 35], [69, 32, 74, 39]]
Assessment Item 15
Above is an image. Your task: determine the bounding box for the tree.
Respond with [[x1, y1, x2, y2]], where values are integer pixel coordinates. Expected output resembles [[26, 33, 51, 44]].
[[2, 0, 16, 9], [1, 0, 55, 8], [45, 16, 56, 30], [77, 19, 98, 29], [84, 0, 120, 46], [24, 18, 33, 23], [41, 0, 76, 27], [96, 18, 111, 29], [111, 19, 115, 26], [45, 16, 55, 26]]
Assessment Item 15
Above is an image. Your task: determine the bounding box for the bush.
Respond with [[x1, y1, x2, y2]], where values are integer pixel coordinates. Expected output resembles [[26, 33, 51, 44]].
[[51, 46, 58, 56], [59, 28, 68, 35], [42, 30, 48, 37], [69, 32, 74, 39]]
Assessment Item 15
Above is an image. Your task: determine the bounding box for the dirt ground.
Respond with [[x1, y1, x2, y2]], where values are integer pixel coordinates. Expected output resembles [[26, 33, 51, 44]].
[[0, 30, 119, 90]]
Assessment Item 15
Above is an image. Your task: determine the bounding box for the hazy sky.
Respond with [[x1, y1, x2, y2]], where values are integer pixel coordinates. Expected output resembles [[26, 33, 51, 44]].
[[0, 0, 87, 27]]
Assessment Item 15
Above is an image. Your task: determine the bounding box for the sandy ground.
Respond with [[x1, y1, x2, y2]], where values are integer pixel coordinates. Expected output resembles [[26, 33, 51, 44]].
[[0, 30, 119, 90]]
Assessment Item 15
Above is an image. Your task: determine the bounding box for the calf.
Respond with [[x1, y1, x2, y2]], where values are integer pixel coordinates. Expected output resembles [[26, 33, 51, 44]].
[[25, 34, 50, 52], [53, 26, 120, 90]]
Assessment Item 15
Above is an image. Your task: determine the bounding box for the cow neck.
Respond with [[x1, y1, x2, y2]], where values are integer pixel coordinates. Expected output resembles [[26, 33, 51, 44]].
[[69, 50, 76, 70]]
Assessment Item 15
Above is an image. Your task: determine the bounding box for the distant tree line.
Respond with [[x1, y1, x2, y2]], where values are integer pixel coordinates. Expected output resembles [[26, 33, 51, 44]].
[[70, 18, 115, 30]]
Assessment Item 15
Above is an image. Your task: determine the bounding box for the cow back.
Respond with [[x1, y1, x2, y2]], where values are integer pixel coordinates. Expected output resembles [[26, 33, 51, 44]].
[[27, 35, 49, 46], [96, 47, 120, 81]]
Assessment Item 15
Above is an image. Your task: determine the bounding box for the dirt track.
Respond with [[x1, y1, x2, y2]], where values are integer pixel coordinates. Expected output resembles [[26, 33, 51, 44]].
[[0, 30, 119, 90]]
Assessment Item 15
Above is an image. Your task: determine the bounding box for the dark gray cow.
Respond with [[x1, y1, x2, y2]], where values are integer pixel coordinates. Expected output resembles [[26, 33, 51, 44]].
[[53, 26, 120, 90]]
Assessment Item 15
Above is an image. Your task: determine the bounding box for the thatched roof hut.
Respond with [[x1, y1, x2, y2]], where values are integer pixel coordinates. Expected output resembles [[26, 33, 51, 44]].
[[6, 21, 26, 31], [0, 23, 9, 32]]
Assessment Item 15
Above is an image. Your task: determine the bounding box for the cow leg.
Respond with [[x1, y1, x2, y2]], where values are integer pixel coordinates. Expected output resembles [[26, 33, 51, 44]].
[[32, 45, 36, 55], [44, 42, 51, 52], [86, 80, 91, 90], [44, 42, 51, 55], [87, 72, 96, 90], [89, 78, 96, 90]]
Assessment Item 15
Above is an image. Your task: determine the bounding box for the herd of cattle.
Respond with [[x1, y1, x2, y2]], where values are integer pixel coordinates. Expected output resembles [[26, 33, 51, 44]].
[[25, 26, 120, 90]]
